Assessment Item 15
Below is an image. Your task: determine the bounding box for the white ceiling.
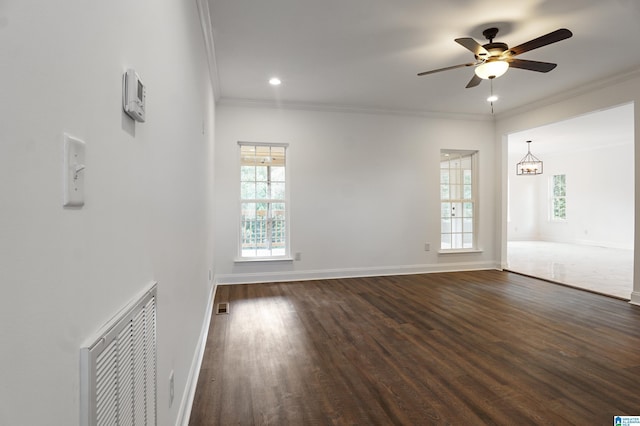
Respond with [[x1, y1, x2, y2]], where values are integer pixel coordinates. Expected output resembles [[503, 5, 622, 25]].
[[207, 0, 640, 117], [508, 102, 634, 159]]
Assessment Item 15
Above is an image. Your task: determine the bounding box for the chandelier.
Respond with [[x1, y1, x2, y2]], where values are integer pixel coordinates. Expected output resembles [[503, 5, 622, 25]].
[[516, 140, 543, 175]]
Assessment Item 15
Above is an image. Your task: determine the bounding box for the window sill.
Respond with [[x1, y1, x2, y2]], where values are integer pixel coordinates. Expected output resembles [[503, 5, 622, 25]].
[[437, 249, 483, 255], [234, 256, 294, 263]]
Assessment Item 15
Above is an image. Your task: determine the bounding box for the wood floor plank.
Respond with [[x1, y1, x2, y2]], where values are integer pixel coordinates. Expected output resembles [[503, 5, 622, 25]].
[[189, 270, 640, 425]]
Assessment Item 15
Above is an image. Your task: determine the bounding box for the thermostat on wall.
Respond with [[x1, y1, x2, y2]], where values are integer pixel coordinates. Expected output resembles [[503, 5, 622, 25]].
[[122, 69, 146, 122]]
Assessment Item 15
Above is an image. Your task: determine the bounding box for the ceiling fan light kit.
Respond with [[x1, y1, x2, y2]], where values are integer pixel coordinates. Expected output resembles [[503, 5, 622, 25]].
[[475, 60, 509, 79], [417, 27, 573, 88]]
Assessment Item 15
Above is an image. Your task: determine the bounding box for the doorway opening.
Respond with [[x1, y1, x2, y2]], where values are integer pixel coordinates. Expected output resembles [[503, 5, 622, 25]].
[[506, 103, 634, 300]]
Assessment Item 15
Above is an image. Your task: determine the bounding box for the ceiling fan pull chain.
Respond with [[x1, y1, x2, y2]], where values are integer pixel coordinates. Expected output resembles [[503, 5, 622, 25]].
[[490, 79, 494, 114]]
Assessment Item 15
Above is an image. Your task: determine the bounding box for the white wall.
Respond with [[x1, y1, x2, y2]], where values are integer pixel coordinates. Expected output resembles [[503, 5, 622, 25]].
[[495, 70, 640, 305], [214, 105, 497, 283], [0, 1, 215, 425]]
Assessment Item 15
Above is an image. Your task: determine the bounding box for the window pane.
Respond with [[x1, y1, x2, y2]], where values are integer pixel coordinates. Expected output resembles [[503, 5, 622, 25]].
[[450, 170, 460, 185], [241, 202, 256, 218], [463, 233, 473, 248], [441, 218, 451, 233], [463, 169, 472, 185], [551, 175, 567, 220], [463, 218, 473, 232], [272, 203, 286, 249], [256, 182, 268, 199], [241, 203, 257, 257], [440, 170, 450, 183], [255, 203, 268, 251], [256, 146, 271, 161], [241, 182, 255, 199], [463, 202, 473, 218], [553, 175, 566, 196], [271, 166, 285, 182], [441, 233, 451, 249], [256, 166, 268, 182], [240, 146, 256, 166], [451, 202, 462, 217], [450, 184, 460, 200], [463, 184, 472, 199], [440, 185, 450, 199], [554, 197, 566, 219], [271, 182, 285, 200], [452, 218, 463, 233], [272, 203, 285, 216], [270, 147, 285, 166], [241, 166, 255, 182], [452, 233, 463, 248], [441, 203, 451, 218]]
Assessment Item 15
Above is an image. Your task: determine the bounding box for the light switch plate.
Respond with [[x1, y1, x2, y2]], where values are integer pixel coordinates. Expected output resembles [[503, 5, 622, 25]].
[[63, 133, 86, 207]]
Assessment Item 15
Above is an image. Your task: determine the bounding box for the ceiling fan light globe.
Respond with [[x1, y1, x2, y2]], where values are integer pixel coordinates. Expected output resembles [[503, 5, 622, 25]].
[[475, 61, 509, 79]]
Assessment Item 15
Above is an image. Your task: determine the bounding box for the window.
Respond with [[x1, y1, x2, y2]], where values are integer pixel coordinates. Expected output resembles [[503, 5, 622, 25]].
[[550, 174, 566, 221], [239, 143, 289, 258], [440, 150, 477, 250]]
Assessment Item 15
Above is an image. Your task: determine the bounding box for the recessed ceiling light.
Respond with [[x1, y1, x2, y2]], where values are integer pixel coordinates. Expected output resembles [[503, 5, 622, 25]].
[[487, 94, 498, 102], [269, 77, 281, 86]]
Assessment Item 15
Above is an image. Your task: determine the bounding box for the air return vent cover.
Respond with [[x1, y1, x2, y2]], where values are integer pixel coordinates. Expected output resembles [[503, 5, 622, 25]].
[[80, 283, 157, 426]]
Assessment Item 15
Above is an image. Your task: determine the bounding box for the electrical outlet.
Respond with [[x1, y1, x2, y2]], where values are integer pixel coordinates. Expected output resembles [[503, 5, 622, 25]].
[[424, 243, 430, 251], [294, 252, 302, 261], [169, 370, 175, 407]]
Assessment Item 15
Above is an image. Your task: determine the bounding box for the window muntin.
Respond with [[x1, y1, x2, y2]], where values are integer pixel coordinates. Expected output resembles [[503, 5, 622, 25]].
[[550, 174, 566, 221], [239, 143, 288, 258], [440, 150, 477, 250]]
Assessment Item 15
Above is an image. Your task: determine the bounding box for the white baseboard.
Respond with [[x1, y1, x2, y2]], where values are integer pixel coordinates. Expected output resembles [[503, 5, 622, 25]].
[[215, 261, 499, 285], [176, 282, 217, 426], [630, 291, 640, 307]]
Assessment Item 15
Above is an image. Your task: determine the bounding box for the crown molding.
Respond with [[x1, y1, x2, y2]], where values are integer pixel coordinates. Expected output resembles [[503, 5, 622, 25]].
[[216, 97, 494, 122], [495, 66, 640, 120], [195, 0, 221, 101]]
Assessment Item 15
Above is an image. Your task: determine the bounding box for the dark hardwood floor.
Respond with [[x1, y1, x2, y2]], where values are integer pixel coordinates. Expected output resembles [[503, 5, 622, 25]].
[[189, 270, 640, 425]]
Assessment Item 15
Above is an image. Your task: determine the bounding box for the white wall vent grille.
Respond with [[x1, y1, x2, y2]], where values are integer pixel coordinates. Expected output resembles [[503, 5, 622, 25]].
[[81, 283, 157, 426]]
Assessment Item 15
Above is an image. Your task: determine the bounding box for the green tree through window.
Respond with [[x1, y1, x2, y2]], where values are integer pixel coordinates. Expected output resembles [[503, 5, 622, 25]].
[[551, 174, 566, 220]]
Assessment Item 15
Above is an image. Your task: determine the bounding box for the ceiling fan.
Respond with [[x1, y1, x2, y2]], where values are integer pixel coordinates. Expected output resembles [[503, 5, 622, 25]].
[[417, 27, 573, 88]]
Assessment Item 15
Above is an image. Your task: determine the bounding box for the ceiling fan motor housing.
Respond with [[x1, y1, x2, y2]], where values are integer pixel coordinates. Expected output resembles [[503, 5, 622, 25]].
[[476, 42, 508, 60]]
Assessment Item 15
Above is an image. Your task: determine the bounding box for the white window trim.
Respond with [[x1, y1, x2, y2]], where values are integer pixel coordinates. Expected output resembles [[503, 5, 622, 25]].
[[437, 248, 483, 255], [236, 141, 291, 261]]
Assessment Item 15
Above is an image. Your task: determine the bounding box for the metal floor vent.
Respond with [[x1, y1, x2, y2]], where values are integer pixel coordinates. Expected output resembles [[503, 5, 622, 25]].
[[80, 283, 157, 426], [216, 302, 229, 315]]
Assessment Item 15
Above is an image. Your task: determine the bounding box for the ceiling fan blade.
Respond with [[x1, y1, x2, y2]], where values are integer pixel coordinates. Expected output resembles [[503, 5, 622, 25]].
[[507, 58, 557, 72], [509, 28, 572, 56], [455, 38, 490, 57], [417, 62, 477, 76], [465, 74, 482, 88]]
